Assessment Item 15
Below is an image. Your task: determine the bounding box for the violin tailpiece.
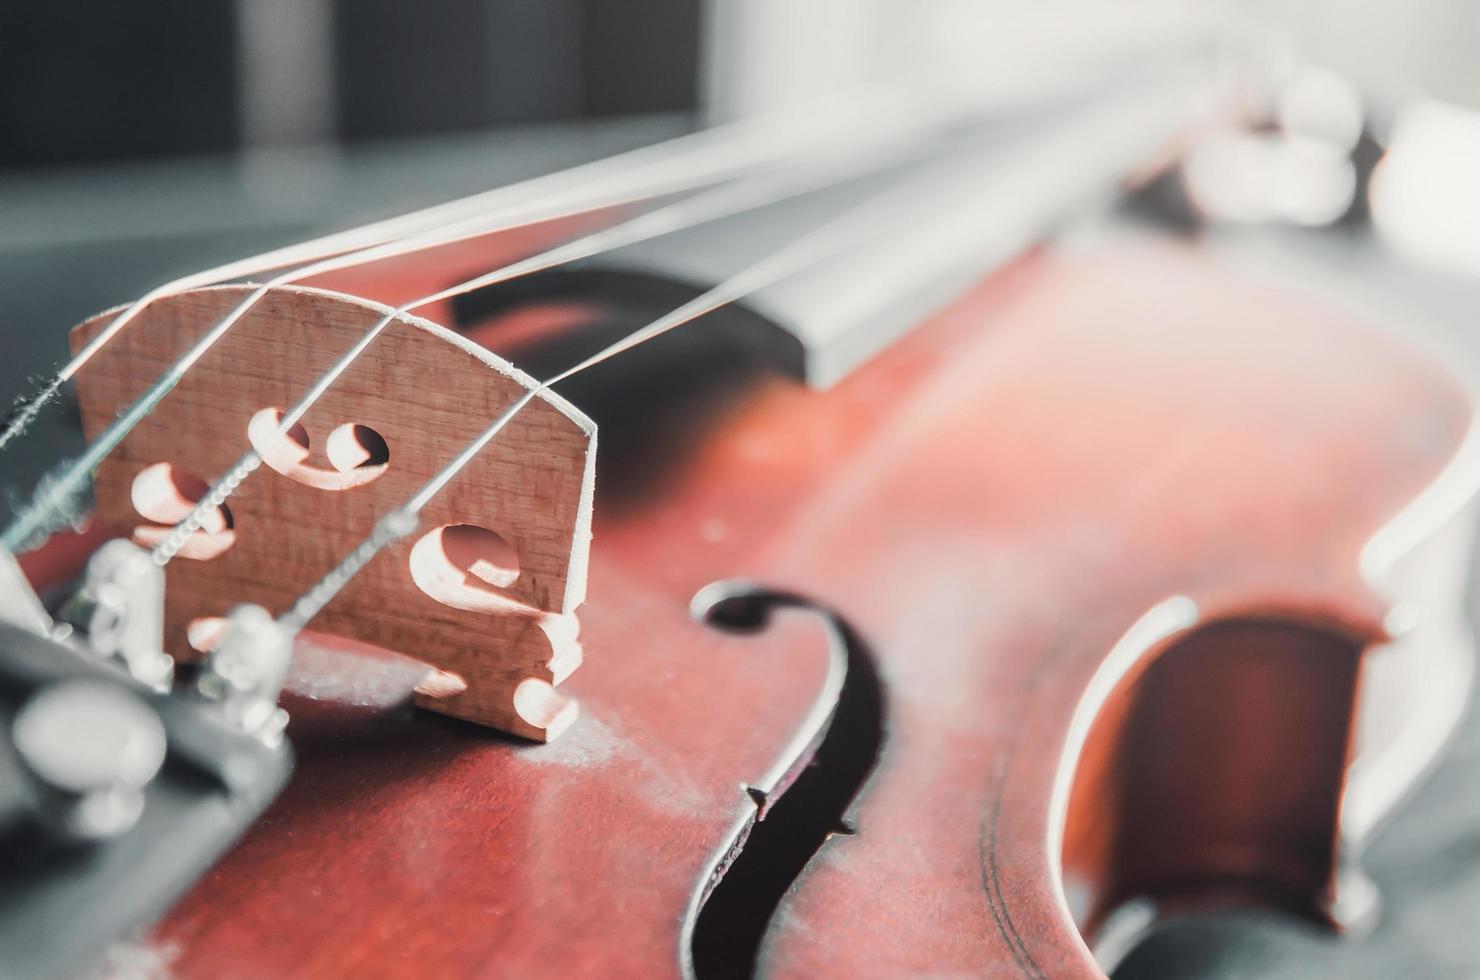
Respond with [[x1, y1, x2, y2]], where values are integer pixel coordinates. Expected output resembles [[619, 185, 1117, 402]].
[[69, 284, 597, 742]]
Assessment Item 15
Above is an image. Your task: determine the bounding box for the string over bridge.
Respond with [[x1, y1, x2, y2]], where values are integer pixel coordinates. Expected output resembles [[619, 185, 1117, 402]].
[[70, 285, 595, 741]]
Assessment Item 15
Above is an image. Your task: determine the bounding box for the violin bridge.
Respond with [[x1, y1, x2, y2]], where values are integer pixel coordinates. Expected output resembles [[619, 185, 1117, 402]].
[[69, 284, 596, 741]]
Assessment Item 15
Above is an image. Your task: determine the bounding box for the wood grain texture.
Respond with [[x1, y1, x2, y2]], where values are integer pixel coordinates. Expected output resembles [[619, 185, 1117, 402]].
[[44, 242, 1473, 977], [71, 287, 596, 739]]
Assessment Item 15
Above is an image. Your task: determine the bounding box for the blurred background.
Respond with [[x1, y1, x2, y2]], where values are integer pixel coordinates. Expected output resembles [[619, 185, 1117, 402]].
[[3, 0, 1479, 164], [0, 0, 698, 167], [4, 2, 1480, 977], [6, 0, 1480, 286], [5, 0, 1480, 344]]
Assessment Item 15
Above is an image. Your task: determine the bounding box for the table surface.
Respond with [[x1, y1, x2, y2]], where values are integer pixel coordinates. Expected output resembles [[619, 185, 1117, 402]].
[[1, 116, 1477, 979]]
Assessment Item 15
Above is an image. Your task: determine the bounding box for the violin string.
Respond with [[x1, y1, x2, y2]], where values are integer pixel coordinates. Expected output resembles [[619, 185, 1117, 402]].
[[0, 164, 604, 453], [0, 89, 926, 459], [2, 97, 940, 554], [280, 162, 944, 634], [0, 180, 729, 554], [150, 150, 900, 567]]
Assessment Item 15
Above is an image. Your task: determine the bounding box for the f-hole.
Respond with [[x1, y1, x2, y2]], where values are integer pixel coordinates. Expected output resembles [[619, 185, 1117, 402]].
[[247, 408, 391, 490], [1059, 617, 1370, 971], [689, 586, 885, 980]]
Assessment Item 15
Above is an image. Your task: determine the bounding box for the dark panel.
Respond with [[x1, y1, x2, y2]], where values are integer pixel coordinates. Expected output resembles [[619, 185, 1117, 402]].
[[581, 0, 700, 117], [334, 0, 501, 141], [335, 0, 697, 142], [0, 1, 698, 166], [484, 0, 584, 123], [0, 1, 238, 169]]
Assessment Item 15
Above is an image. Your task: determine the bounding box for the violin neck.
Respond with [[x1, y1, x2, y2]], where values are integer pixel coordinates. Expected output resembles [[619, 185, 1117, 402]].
[[604, 66, 1224, 388]]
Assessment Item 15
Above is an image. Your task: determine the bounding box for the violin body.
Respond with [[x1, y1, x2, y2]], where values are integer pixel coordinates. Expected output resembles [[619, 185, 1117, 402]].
[[49, 238, 1476, 978]]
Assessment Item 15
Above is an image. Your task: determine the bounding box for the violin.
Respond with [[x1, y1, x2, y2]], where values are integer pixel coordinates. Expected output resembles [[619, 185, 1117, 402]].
[[2, 46, 1476, 980]]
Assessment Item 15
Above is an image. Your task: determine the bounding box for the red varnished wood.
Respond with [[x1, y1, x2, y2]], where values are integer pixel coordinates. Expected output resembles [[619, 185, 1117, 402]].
[[108, 243, 1468, 976], [731, 249, 1468, 976], [159, 605, 836, 977], [1062, 619, 1366, 940]]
